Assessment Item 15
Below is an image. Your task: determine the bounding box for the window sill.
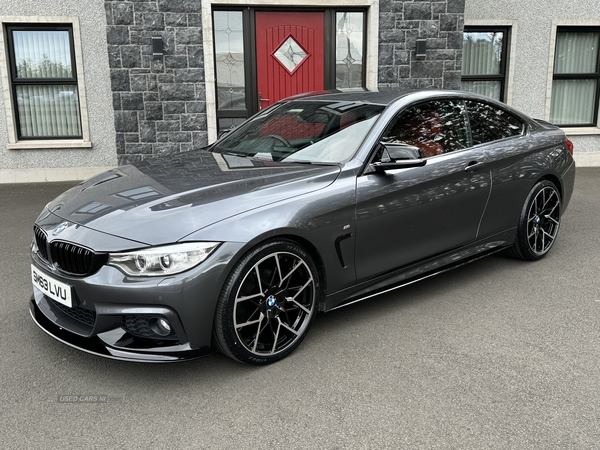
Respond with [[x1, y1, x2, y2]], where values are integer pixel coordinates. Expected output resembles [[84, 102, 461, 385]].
[[7, 140, 93, 150], [560, 127, 600, 136]]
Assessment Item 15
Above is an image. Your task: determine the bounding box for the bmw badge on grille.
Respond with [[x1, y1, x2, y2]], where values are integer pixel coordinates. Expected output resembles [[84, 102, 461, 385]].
[[53, 222, 69, 235]]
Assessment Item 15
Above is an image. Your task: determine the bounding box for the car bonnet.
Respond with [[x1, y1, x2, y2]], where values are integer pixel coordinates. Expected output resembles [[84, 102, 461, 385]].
[[40, 150, 341, 246]]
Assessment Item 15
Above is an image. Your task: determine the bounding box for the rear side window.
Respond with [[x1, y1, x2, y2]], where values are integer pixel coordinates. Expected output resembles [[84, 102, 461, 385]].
[[466, 100, 524, 145]]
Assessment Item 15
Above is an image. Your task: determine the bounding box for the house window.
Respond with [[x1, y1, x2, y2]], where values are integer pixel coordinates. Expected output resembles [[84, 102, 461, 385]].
[[5, 24, 82, 139], [335, 12, 365, 89], [461, 27, 509, 102], [213, 10, 250, 134], [550, 28, 600, 127]]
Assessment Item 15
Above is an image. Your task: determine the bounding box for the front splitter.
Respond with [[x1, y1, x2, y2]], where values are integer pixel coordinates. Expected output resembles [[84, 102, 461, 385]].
[[29, 297, 210, 363]]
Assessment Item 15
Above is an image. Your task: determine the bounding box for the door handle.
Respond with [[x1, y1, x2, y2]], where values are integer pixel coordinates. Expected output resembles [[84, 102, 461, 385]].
[[465, 161, 485, 172], [258, 92, 270, 110]]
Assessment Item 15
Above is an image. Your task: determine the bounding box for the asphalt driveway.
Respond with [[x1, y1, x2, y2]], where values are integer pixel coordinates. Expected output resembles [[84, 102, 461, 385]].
[[1, 168, 599, 449]]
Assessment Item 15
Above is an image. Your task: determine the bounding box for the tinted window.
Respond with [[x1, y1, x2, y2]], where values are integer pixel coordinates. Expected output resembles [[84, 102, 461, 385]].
[[466, 100, 524, 145], [382, 100, 470, 157]]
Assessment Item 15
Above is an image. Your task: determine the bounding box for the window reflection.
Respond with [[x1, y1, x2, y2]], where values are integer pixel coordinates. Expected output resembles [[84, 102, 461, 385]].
[[116, 186, 161, 201], [465, 101, 524, 145], [13, 30, 73, 79], [74, 202, 111, 215], [382, 101, 470, 156], [212, 100, 383, 163]]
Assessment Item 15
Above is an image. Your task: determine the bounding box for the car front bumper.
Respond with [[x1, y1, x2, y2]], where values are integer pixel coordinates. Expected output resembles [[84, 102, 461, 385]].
[[29, 240, 246, 362], [29, 296, 210, 362]]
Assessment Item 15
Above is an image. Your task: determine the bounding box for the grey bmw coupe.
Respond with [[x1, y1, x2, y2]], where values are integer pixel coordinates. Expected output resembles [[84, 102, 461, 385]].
[[30, 89, 575, 365]]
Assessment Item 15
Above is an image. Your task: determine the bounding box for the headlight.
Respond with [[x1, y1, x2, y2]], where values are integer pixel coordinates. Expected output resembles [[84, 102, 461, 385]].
[[107, 242, 220, 277]]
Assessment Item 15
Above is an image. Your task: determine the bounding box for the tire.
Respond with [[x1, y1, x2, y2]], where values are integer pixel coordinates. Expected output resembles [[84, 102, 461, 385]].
[[213, 239, 321, 365], [506, 180, 561, 261]]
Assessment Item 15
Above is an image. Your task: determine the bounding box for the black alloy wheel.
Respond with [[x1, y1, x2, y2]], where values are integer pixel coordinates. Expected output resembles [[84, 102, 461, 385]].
[[508, 180, 561, 261], [213, 239, 320, 365]]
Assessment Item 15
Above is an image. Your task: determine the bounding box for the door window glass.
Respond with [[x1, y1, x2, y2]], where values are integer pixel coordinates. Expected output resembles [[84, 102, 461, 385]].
[[382, 100, 470, 157]]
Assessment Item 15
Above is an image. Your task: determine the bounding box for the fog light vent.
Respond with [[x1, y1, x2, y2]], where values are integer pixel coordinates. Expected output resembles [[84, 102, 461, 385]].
[[149, 317, 171, 336], [122, 315, 177, 340]]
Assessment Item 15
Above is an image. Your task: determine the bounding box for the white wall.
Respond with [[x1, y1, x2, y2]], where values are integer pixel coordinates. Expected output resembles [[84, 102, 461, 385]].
[[465, 0, 600, 166]]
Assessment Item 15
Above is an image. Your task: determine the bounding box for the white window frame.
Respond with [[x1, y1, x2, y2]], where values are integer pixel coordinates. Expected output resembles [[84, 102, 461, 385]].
[[546, 20, 600, 135], [0, 16, 91, 149], [201, 0, 379, 144]]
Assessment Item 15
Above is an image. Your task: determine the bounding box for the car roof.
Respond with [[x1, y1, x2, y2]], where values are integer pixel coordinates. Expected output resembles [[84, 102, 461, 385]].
[[286, 89, 533, 124], [286, 88, 416, 106]]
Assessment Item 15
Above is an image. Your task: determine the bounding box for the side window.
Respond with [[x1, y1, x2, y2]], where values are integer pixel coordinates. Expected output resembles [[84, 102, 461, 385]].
[[5, 24, 83, 140], [382, 100, 470, 157], [465, 100, 524, 145]]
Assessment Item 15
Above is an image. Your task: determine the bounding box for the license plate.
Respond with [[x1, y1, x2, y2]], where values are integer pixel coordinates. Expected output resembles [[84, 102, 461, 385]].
[[31, 265, 72, 308]]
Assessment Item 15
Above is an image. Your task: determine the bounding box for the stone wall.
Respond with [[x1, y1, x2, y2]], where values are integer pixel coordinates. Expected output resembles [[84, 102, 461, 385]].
[[378, 0, 464, 90], [105, 0, 207, 165]]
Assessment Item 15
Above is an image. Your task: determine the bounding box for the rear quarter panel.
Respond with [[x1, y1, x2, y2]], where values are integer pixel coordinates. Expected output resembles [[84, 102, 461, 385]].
[[477, 127, 573, 240]]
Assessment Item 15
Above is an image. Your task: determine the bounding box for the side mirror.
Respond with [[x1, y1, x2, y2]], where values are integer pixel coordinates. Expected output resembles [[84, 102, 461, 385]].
[[218, 128, 234, 140], [371, 142, 426, 172]]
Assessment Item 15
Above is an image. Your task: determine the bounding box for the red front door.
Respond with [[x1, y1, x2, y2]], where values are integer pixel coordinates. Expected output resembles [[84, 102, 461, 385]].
[[255, 12, 325, 110]]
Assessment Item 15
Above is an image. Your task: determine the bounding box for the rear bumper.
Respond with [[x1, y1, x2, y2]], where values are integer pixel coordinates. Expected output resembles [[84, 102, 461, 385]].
[[560, 159, 576, 214], [30, 296, 210, 362]]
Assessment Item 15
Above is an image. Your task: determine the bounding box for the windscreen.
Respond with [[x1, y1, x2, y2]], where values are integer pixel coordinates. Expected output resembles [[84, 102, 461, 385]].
[[211, 100, 384, 163]]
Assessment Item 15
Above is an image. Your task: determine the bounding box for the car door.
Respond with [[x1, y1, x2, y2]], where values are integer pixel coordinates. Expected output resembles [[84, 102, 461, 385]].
[[354, 99, 491, 282], [462, 100, 531, 239]]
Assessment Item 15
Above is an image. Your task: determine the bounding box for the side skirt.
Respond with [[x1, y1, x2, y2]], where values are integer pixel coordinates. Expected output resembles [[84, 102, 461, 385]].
[[323, 230, 514, 312]]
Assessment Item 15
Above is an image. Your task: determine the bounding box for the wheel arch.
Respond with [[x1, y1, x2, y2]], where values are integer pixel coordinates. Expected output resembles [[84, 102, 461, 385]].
[[537, 172, 563, 203], [277, 234, 328, 310], [217, 228, 327, 311], [230, 231, 329, 311]]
